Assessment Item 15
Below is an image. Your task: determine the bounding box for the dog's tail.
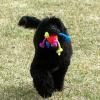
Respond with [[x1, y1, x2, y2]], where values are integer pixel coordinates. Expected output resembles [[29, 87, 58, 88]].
[[18, 16, 41, 29]]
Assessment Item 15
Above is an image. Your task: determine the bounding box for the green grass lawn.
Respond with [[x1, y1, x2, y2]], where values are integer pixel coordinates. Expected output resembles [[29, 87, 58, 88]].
[[0, 0, 100, 100]]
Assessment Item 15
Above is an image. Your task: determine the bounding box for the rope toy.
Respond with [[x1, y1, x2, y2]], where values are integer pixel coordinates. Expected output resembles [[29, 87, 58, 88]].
[[39, 32, 71, 56]]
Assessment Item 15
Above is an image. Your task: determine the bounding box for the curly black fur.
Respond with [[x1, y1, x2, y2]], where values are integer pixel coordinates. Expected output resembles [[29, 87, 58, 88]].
[[18, 16, 73, 98]]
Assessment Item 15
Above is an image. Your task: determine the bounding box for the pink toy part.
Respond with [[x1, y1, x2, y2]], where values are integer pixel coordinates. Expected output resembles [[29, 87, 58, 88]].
[[51, 40, 58, 47], [39, 39, 46, 48]]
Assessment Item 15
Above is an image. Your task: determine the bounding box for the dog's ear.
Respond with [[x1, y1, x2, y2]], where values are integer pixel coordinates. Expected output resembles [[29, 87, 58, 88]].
[[18, 16, 41, 29]]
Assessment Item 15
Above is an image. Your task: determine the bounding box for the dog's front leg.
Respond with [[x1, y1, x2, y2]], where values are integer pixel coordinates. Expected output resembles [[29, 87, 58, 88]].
[[30, 69, 54, 98], [53, 60, 70, 91]]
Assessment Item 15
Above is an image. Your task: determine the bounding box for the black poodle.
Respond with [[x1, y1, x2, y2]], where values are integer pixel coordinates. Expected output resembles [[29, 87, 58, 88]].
[[18, 16, 73, 98]]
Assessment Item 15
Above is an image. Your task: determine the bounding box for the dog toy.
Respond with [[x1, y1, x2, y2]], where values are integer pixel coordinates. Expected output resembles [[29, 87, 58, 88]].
[[45, 32, 58, 48], [39, 32, 58, 48], [59, 32, 71, 43], [39, 32, 71, 56], [39, 32, 63, 56], [56, 41, 63, 56]]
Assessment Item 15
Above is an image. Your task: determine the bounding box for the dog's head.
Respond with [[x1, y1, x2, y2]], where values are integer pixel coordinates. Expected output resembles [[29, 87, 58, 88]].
[[35, 17, 67, 35], [18, 16, 70, 55], [18, 16, 66, 32]]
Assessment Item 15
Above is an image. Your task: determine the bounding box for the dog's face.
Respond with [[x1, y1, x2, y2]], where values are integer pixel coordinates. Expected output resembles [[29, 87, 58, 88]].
[[18, 16, 68, 51], [33, 17, 68, 50], [36, 17, 66, 36], [18, 16, 67, 36]]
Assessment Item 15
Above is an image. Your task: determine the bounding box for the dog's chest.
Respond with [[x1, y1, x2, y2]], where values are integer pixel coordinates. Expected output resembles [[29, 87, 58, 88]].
[[36, 49, 63, 71], [44, 54, 60, 72]]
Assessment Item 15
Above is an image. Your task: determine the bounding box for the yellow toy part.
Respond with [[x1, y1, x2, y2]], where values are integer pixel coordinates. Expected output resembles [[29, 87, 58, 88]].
[[56, 41, 63, 56], [44, 32, 49, 38]]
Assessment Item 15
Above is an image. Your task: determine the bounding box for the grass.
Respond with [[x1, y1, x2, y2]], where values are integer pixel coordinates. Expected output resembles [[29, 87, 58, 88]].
[[0, 0, 100, 100]]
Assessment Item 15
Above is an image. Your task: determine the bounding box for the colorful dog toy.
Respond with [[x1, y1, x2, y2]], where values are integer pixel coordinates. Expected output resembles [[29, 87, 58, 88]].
[[39, 32, 63, 56], [59, 32, 71, 43], [39, 32, 71, 56]]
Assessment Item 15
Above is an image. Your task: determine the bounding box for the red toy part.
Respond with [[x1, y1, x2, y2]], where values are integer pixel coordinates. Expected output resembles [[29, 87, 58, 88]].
[[47, 35, 57, 44]]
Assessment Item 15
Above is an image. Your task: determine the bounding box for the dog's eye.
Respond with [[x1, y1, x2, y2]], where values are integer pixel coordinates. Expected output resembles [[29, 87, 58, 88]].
[[50, 25, 56, 30], [47, 25, 60, 35]]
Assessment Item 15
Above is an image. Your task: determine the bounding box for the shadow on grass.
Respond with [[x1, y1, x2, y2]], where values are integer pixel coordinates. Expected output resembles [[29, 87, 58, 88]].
[[0, 83, 42, 100]]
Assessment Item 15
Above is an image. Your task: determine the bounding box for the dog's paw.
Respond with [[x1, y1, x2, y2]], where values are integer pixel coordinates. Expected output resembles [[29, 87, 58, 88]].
[[33, 71, 54, 98], [54, 85, 63, 92], [37, 76, 54, 98], [38, 84, 53, 98]]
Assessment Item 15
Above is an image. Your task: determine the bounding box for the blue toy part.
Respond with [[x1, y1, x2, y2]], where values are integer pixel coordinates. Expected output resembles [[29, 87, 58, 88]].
[[59, 32, 71, 43], [45, 40, 50, 48]]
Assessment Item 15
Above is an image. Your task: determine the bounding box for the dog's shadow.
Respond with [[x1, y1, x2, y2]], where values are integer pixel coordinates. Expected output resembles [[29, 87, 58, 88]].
[[1, 82, 44, 100]]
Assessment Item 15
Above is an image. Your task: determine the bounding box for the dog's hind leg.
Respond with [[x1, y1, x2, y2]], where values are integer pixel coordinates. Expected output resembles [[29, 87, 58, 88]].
[[30, 69, 54, 98]]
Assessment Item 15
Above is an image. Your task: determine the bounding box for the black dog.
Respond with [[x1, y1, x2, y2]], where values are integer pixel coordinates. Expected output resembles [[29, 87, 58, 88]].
[[18, 16, 72, 98]]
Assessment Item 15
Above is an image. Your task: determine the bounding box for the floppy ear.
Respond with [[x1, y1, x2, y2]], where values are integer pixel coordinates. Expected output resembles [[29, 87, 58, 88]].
[[18, 16, 41, 29]]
